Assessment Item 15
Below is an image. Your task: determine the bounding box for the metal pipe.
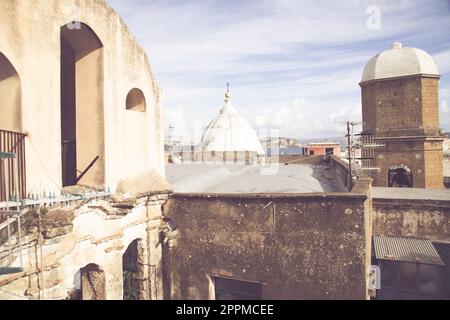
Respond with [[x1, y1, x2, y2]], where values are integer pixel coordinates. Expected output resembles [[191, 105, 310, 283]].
[[14, 155, 23, 268], [17, 215, 23, 268], [38, 208, 44, 300]]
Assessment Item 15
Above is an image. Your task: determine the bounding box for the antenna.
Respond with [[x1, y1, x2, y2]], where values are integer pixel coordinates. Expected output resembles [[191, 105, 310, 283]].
[[345, 121, 385, 187]]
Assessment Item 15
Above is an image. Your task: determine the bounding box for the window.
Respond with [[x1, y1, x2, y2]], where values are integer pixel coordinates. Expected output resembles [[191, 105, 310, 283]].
[[378, 261, 444, 299], [419, 264, 443, 297], [398, 262, 416, 290], [126, 88, 146, 112], [213, 276, 263, 300], [380, 260, 397, 287]]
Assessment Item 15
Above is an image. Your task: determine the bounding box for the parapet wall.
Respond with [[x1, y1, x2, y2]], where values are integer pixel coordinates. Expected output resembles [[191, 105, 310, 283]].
[[168, 151, 264, 164], [163, 191, 371, 299], [372, 197, 450, 242]]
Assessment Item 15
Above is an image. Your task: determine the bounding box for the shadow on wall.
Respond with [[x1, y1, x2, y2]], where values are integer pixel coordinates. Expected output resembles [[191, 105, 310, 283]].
[[0, 52, 21, 132]]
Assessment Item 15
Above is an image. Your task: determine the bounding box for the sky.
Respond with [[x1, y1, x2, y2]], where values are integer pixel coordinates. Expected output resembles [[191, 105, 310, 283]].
[[107, 0, 450, 143]]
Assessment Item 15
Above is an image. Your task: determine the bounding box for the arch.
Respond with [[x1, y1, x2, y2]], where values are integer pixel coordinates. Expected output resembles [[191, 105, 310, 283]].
[[67, 263, 106, 300], [122, 238, 147, 300], [60, 22, 104, 187], [388, 164, 413, 188], [0, 52, 21, 132], [126, 88, 146, 112]]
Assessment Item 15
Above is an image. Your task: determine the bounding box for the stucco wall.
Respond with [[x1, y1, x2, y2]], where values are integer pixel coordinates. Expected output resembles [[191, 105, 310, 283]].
[[163, 191, 371, 300], [0, 0, 164, 193]]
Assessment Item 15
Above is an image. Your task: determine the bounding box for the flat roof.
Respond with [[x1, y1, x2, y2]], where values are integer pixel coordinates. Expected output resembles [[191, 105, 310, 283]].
[[372, 187, 450, 201], [165, 163, 346, 193]]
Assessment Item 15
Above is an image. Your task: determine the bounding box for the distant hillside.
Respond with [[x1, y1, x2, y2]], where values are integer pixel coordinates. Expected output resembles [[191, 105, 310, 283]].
[[261, 136, 347, 148]]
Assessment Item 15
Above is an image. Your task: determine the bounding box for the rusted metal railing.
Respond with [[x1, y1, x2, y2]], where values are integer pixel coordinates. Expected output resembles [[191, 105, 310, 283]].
[[0, 129, 27, 202]]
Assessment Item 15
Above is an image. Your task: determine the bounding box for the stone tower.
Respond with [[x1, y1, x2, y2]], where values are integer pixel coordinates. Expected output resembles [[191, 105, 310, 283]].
[[360, 42, 444, 189]]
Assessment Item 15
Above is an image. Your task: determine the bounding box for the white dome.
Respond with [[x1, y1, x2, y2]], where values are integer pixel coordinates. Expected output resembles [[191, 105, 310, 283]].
[[361, 42, 439, 83], [200, 90, 265, 155]]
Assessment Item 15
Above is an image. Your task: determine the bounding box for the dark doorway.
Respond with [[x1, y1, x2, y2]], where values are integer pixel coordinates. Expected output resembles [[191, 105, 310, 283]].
[[123, 239, 146, 300], [60, 22, 104, 187], [388, 166, 412, 188], [325, 147, 334, 155], [213, 276, 263, 300]]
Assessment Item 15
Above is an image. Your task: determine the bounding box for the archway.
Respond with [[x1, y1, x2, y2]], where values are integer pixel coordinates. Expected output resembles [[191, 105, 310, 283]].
[[60, 22, 104, 187], [388, 165, 413, 188], [122, 239, 147, 300], [67, 264, 106, 300], [0, 52, 21, 132]]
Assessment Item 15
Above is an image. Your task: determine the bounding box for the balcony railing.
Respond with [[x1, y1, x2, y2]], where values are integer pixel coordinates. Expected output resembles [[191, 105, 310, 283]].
[[0, 129, 27, 202]]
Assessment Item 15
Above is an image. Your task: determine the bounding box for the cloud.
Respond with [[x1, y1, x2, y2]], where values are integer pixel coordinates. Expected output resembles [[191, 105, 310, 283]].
[[107, 0, 450, 140], [251, 98, 361, 139], [433, 49, 450, 74]]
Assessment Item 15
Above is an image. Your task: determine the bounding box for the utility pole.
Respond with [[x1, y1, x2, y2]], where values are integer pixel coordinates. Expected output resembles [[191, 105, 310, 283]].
[[346, 121, 353, 189]]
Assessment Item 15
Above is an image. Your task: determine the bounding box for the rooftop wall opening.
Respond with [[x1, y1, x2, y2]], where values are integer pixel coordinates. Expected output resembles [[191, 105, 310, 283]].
[[126, 88, 146, 112], [60, 22, 105, 188]]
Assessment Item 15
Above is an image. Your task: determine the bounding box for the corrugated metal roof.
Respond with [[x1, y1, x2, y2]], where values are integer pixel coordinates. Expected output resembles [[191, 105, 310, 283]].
[[373, 236, 445, 266]]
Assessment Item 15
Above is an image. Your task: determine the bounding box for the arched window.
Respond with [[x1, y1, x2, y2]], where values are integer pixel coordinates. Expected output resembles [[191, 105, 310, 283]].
[[388, 165, 413, 188], [126, 88, 146, 112]]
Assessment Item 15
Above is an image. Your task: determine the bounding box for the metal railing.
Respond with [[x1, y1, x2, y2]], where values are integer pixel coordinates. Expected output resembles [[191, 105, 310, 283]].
[[0, 129, 27, 202]]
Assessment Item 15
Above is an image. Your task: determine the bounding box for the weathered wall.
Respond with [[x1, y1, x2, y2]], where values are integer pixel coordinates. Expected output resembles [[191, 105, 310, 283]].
[[163, 190, 371, 300], [372, 197, 450, 242], [0, 192, 170, 300], [369, 139, 443, 189], [0, 0, 165, 193], [330, 156, 351, 191]]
